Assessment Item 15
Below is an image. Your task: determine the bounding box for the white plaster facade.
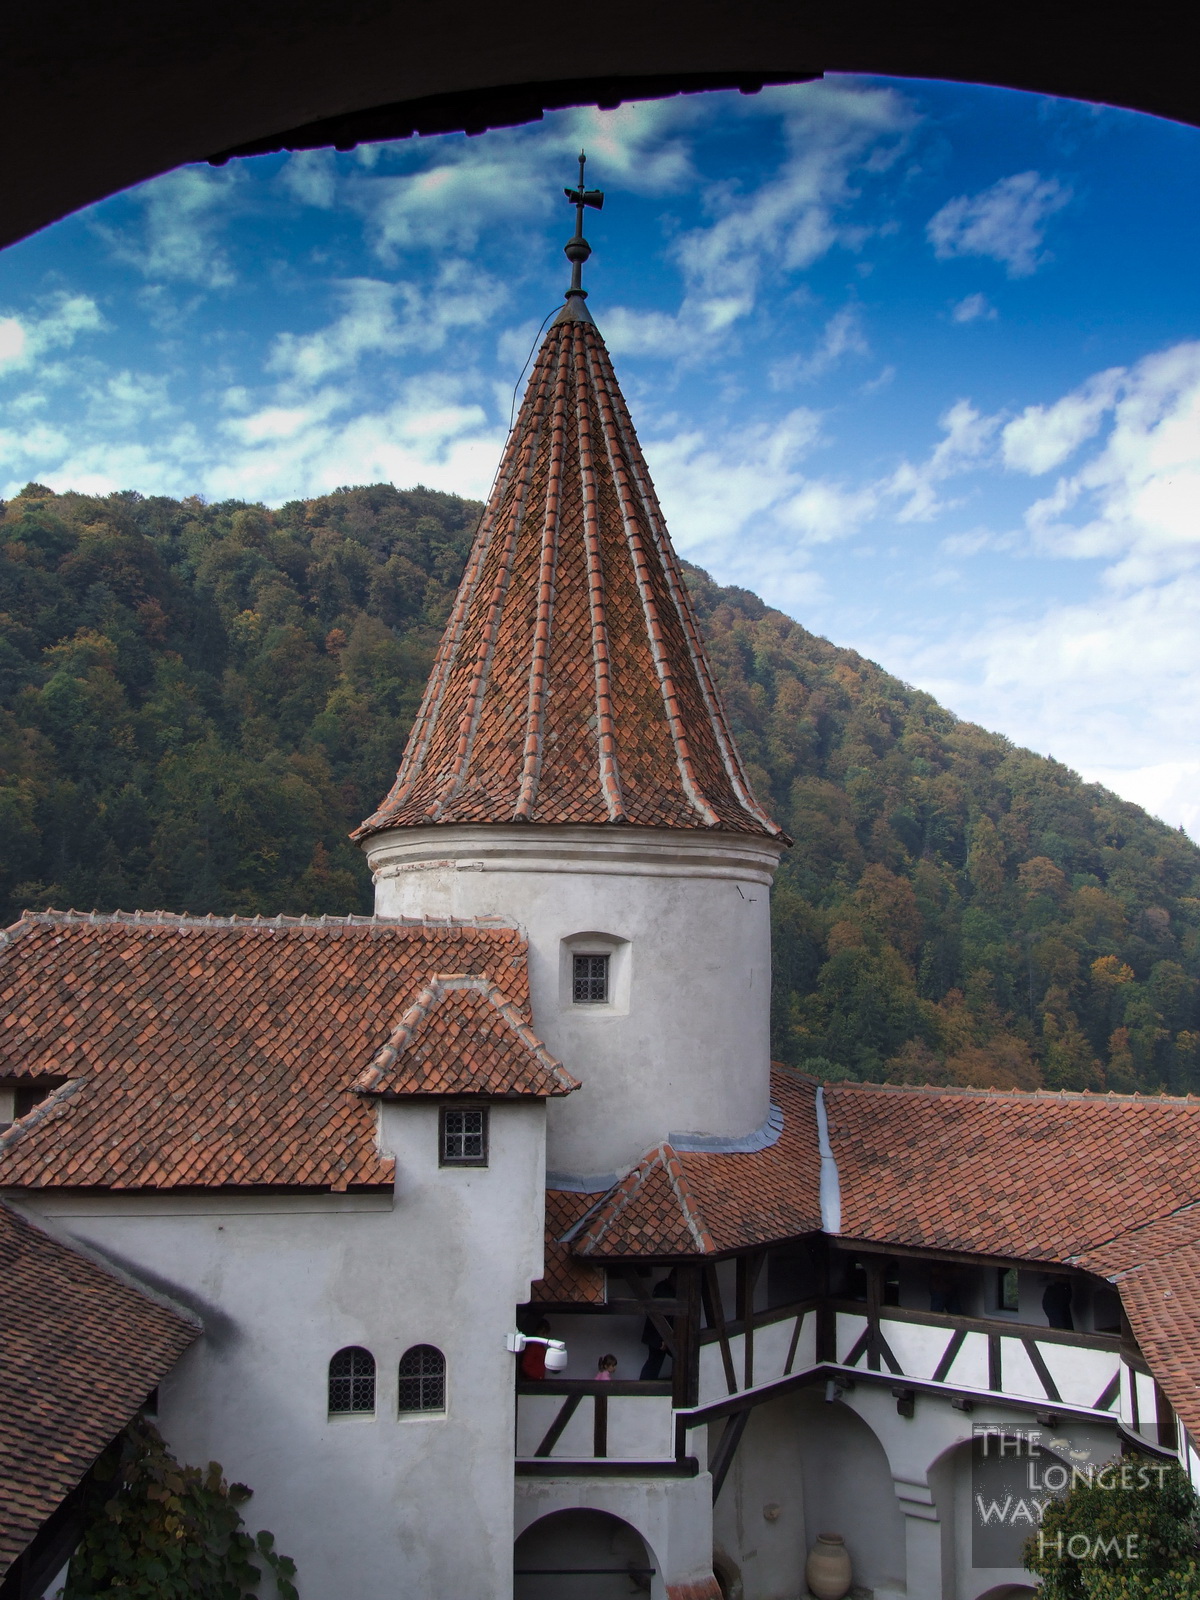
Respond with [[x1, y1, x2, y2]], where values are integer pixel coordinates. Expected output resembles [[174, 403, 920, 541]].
[[22, 1100, 547, 1600], [366, 824, 784, 1179]]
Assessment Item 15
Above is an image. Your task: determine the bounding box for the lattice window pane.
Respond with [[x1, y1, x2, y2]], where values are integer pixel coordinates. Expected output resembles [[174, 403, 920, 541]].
[[441, 1107, 487, 1164], [328, 1346, 376, 1414], [398, 1344, 446, 1413], [572, 953, 609, 1004]]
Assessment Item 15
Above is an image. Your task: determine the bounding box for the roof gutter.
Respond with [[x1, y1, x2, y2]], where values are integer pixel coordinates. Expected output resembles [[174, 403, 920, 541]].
[[816, 1086, 841, 1235]]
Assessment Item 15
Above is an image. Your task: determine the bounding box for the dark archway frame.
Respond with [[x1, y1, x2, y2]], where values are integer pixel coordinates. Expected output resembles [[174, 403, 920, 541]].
[[2, 1, 1199, 254]]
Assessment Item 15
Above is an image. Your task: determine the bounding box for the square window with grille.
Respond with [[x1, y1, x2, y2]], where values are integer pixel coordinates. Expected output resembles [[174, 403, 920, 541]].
[[572, 953, 609, 1004], [440, 1106, 488, 1166], [398, 1344, 446, 1414], [328, 1346, 375, 1414]]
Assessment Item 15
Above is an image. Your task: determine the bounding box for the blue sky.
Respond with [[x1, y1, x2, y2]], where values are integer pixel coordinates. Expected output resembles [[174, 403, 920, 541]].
[[2, 77, 1199, 834]]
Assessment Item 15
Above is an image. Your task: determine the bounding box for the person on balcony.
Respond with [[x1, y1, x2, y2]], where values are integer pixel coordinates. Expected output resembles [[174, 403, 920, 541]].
[[595, 1353, 618, 1381], [639, 1273, 676, 1380], [929, 1265, 964, 1315], [1042, 1277, 1074, 1330], [520, 1318, 554, 1380]]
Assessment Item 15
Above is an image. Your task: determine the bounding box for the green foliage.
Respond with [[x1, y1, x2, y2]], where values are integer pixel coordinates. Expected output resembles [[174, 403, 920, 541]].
[[1024, 1459, 1200, 1598], [3, 481, 1200, 1093], [63, 1413, 297, 1599]]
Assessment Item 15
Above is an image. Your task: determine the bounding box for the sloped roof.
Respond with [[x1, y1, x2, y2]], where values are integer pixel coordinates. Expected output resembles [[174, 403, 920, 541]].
[[0, 1200, 198, 1578], [355, 973, 578, 1097], [355, 302, 784, 842], [573, 1070, 822, 1259], [0, 910, 533, 1190], [530, 1189, 608, 1305], [825, 1080, 1200, 1262], [1077, 1206, 1200, 1445]]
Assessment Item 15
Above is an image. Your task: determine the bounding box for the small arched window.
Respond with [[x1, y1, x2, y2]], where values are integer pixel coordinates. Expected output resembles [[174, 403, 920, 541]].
[[328, 1346, 375, 1415], [398, 1345, 445, 1414]]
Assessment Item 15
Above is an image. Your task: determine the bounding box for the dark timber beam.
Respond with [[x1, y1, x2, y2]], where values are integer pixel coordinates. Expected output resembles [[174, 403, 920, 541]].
[[2, 2, 1199, 252]]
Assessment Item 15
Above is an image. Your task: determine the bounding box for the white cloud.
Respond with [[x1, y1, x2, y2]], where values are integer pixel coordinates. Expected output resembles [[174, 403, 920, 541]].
[[770, 306, 868, 387], [97, 166, 241, 288], [1002, 368, 1122, 473], [927, 171, 1071, 277], [866, 343, 1200, 839], [281, 151, 337, 209], [643, 407, 824, 556], [1017, 342, 1200, 582], [0, 294, 104, 377], [950, 292, 997, 323], [599, 82, 916, 362], [1, 375, 504, 507], [886, 572, 1200, 793], [355, 99, 698, 262], [664, 83, 915, 344], [885, 399, 1003, 521], [268, 266, 505, 385]]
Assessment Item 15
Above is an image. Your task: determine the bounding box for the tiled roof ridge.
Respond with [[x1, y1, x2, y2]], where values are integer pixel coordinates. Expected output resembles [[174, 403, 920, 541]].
[[575, 1143, 716, 1257], [660, 1143, 718, 1254], [828, 1077, 1200, 1107], [0, 1079, 84, 1155], [354, 312, 786, 841], [586, 330, 782, 836], [1074, 1200, 1200, 1279], [353, 973, 579, 1097], [1, 907, 520, 946]]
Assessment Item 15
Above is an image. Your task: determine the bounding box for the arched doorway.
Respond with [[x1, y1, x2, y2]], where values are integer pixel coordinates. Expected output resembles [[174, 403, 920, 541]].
[[515, 1509, 658, 1600]]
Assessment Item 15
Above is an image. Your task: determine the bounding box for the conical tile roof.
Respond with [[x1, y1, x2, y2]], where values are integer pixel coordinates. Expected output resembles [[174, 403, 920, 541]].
[[355, 301, 784, 840]]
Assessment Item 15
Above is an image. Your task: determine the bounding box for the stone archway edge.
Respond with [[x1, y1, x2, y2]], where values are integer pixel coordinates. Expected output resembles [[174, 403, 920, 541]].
[[4, 0, 1200, 252]]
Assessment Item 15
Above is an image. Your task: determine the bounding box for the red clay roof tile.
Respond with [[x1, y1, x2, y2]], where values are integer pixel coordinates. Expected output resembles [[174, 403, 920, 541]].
[[0, 1200, 198, 1577], [825, 1080, 1200, 1262], [354, 308, 784, 843], [573, 1070, 822, 1259], [0, 910, 537, 1190], [531, 1190, 608, 1305], [355, 973, 578, 1097]]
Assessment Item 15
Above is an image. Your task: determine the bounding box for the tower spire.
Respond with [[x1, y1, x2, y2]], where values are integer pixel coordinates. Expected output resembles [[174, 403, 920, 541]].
[[354, 177, 786, 845], [562, 150, 603, 302]]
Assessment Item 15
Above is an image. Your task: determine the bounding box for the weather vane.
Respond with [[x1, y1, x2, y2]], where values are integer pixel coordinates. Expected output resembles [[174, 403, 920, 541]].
[[563, 150, 604, 301]]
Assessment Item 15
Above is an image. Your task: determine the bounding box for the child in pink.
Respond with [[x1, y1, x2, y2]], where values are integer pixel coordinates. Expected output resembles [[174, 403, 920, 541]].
[[596, 1354, 618, 1381]]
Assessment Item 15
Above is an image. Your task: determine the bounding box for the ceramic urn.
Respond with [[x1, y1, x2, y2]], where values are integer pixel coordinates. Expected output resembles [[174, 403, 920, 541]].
[[805, 1532, 852, 1600]]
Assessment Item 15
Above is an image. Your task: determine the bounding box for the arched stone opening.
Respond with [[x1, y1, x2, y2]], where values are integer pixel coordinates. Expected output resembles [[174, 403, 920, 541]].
[[792, 1390, 906, 1597], [928, 1420, 1120, 1600], [4, 7, 1199, 254], [515, 1508, 660, 1600]]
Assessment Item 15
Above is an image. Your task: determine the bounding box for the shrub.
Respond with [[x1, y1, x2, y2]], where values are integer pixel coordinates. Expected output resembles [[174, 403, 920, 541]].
[[1024, 1458, 1200, 1598]]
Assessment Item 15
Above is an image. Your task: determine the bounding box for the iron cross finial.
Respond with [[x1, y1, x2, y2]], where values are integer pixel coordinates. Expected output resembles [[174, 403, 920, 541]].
[[563, 150, 604, 301]]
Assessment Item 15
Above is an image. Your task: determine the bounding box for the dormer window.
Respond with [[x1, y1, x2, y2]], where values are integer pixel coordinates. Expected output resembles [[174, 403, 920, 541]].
[[440, 1107, 488, 1167], [572, 953, 609, 1004]]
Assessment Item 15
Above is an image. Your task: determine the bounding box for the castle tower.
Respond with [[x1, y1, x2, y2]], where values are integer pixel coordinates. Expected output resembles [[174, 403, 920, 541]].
[[356, 168, 787, 1179]]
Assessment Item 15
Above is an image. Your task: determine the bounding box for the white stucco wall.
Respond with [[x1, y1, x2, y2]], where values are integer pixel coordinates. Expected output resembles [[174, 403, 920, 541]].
[[514, 1471, 717, 1597], [21, 1098, 547, 1600], [366, 825, 784, 1178]]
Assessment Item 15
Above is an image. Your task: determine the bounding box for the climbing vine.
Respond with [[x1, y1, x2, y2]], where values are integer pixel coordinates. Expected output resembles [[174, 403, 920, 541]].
[[62, 1414, 298, 1599]]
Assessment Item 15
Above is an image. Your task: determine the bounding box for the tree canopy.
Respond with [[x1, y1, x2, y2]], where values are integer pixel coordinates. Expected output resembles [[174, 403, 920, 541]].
[[3, 480, 1198, 1093]]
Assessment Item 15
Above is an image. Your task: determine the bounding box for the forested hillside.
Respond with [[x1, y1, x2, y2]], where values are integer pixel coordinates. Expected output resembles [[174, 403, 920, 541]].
[[3, 481, 1198, 1095]]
